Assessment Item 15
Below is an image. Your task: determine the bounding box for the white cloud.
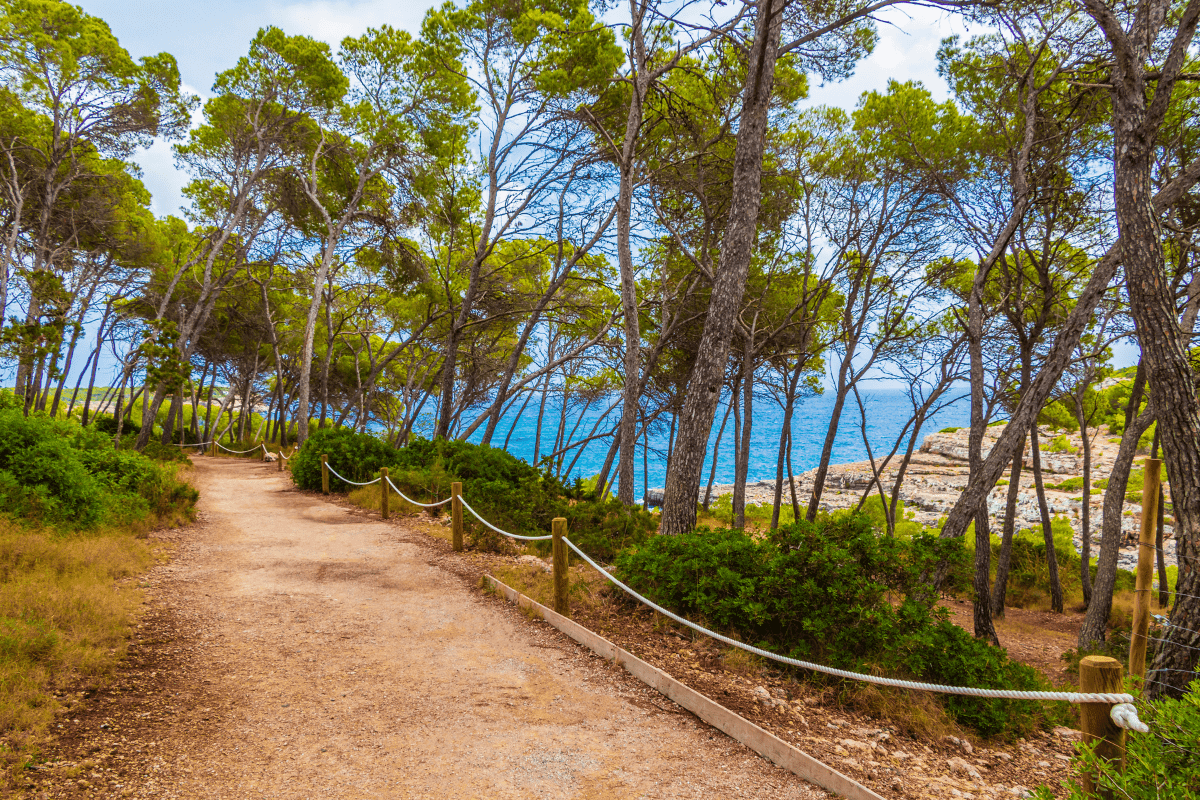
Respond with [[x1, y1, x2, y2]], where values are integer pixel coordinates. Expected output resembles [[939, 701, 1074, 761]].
[[267, 0, 440, 47], [803, 6, 979, 111]]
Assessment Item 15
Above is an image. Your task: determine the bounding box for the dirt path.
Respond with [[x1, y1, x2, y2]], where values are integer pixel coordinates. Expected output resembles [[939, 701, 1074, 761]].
[[35, 458, 829, 799]]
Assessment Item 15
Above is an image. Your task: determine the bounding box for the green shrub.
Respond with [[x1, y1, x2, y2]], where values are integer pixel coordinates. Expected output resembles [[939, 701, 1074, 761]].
[[291, 427, 402, 492], [1046, 434, 1078, 454], [615, 513, 1046, 736], [90, 414, 140, 436], [0, 409, 195, 529], [292, 429, 657, 548], [0, 412, 105, 527], [1036, 681, 1200, 799]]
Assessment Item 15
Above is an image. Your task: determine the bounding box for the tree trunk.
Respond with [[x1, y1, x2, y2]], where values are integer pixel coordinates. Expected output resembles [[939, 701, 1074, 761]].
[[1096, 0, 1200, 698], [1150, 434, 1169, 609], [659, 0, 784, 536], [1077, 400, 1094, 606], [80, 336, 104, 425], [1030, 425, 1064, 613], [1079, 408, 1155, 648], [613, 1, 653, 507], [161, 392, 181, 445], [806, 359, 854, 522], [992, 439, 1026, 617], [771, 392, 795, 530], [967, 280, 999, 644], [730, 375, 742, 526], [49, 321, 83, 417], [533, 353, 553, 468], [704, 398, 734, 512], [296, 254, 338, 444], [733, 343, 754, 529]]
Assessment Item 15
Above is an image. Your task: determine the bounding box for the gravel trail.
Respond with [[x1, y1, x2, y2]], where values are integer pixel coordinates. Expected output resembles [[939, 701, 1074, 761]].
[[101, 457, 827, 799]]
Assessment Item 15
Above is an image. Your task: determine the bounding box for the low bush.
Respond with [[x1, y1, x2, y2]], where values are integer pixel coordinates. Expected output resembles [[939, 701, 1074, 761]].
[[90, 414, 140, 436], [0, 409, 197, 530], [615, 514, 1052, 738], [1036, 680, 1200, 799], [292, 428, 657, 553], [1046, 434, 1078, 454]]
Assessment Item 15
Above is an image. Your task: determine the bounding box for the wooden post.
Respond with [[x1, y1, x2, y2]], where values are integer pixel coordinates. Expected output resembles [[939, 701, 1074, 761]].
[[321, 454, 329, 495], [553, 517, 569, 617], [451, 481, 463, 552], [277, 451, 284, 471], [1129, 457, 1162, 681], [1079, 655, 1126, 798], [380, 467, 390, 520]]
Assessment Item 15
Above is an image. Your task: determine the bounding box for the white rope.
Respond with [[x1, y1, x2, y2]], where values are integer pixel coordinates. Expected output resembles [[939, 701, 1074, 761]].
[[324, 462, 381, 487], [216, 442, 264, 454], [1110, 703, 1149, 733], [562, 538, 1144, 728], [173, 441, 215, 447], [458, 496, 553, 541], [383, 475, 452, 508]]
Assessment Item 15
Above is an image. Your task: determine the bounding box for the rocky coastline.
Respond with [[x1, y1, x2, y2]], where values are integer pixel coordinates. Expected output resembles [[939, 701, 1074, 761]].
[[658, 426, 1175, 575]]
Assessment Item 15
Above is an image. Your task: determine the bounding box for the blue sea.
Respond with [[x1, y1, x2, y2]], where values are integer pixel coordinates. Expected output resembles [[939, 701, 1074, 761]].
[[448, 386, 973, 500]]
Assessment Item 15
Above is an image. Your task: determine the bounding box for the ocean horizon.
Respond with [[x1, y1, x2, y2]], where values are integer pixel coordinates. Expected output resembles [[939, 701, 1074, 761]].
[[451, 386, 974, 501]]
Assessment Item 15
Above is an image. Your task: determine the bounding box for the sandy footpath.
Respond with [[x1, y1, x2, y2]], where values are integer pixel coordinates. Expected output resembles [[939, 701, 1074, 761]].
[[56, 458, 827, 799]]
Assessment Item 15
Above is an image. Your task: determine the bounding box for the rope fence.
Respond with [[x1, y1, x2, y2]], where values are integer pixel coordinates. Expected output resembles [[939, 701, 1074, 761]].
[[459, 497, 553, 541], [324, 462, 381, 487], [310, 451, 1151, 734], [384, 475, 451, 509], [222, 443, 1170, 791]]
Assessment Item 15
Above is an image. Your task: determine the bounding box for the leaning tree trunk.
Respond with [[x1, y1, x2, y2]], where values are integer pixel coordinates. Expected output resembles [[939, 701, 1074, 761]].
[[658, 0, 783, 535], [1030, 426, 1064, 613], [1078, 407, 1155, 648]]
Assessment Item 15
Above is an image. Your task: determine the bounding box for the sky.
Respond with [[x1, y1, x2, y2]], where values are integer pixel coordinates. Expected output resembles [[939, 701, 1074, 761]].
[[77, 0, 978, 219], [66, 0, 1138, 378]]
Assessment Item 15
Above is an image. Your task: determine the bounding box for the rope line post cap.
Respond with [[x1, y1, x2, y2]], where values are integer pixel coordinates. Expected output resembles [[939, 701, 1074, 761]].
[[1079, 655, 1126, 796], [552, 518, 569, 618], [451, 482, 463, 553]]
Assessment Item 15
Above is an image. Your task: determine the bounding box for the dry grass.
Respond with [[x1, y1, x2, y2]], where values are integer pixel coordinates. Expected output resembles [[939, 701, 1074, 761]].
[[842, 682, 962, 742], [490, 560, 611, 613], [720, 646, 768, 678], [346, 484, 421, 517], [0, 521, 158, 765], [0, 466, 196, 775]]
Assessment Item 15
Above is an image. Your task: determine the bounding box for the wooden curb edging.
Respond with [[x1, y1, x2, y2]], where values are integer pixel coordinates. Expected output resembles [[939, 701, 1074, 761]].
[[484, 574, 886, 800]]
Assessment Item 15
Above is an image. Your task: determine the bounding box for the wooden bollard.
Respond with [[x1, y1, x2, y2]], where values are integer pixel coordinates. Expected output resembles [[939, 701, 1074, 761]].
[[1079, 655, 1126, 798], [380, 467, 390, 520], [451, 481, 463, 552], [552, 517, 569, 617], [277, 451, 284, 471], [321, 454, 329, 494], [1129, 458, 1162, 680]]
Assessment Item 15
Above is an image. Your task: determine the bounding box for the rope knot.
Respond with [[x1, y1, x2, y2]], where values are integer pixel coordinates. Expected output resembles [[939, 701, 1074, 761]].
[[1110, 702, 1148, 733]]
